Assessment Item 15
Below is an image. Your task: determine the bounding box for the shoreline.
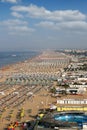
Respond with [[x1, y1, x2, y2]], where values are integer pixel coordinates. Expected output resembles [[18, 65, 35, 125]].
[[0, 50, 70, 129], [0, 51, 41, 71]]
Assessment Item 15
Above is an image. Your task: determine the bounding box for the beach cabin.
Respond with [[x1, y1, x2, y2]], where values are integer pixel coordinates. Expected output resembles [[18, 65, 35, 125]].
[[0, 91, 5, 95], [66, 88, 78, 94], [56, 88, 66, 94], [83, 123, 87, 130]]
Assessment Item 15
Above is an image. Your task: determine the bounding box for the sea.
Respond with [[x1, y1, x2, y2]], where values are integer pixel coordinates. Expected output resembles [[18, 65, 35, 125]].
[[0, 51, 40, 68]]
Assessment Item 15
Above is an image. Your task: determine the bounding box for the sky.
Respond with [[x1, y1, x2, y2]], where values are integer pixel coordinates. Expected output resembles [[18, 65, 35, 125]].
[[0, 0, 87, 51]]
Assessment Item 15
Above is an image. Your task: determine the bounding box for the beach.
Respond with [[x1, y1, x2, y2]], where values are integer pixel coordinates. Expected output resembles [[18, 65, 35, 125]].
[[0, 50, 70, 129]]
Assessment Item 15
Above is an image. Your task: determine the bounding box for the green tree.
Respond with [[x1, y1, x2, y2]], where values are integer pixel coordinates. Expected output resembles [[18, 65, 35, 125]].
[[50, 87, 56, 94]]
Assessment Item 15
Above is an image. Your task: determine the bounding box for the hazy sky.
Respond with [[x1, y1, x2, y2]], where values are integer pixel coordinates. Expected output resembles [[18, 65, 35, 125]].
[[0, 0, 87, 51]]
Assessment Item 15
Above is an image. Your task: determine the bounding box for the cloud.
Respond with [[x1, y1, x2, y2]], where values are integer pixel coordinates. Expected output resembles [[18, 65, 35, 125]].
[[9, 26, 35, 32], [1, 0, 18, 3], [36, 21, 56, 29], [57, 21, 87, 30], [11, 4, 87, 32], [11, 4, 86, 21], [36, 21, 87, 32], [10, 4, 87, 34], [11, 12, 23, 18], [1, 4, 87, 35], [0, 19, 35, 34], [0, 19, 27, 26]]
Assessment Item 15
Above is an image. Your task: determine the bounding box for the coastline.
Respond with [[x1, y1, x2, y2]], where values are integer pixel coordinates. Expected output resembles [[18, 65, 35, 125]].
[[0, 50, 70, 129], [0, 51, 40, 70]]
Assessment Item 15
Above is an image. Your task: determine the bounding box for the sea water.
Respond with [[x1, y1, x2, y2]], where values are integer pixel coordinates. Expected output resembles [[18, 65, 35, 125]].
[[0, 51, 39, 68]]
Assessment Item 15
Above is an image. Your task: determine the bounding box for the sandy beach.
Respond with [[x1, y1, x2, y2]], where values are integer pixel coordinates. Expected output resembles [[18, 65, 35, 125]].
[[0, 51, 70, 129]]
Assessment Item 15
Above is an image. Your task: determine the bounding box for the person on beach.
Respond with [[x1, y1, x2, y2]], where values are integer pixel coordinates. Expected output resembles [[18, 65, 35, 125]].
[[24, 122, 27, 130], [21, 122, 27, 130], [21, 122, 24, 130]]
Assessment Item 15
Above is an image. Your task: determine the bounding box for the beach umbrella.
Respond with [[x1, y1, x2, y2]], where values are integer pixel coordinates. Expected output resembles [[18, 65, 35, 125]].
[[38, 113, 44, 119], [8, 125, 14, 130], [20, 112, 24, 118]]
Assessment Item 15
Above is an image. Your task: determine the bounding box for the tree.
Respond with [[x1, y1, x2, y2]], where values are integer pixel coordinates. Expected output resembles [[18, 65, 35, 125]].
[[50, 87, 56, 94]]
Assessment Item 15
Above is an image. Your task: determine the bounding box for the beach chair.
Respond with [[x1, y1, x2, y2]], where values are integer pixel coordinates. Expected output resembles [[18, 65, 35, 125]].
[[84, 107, 87, 111], [57, 107, 61, 112]]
